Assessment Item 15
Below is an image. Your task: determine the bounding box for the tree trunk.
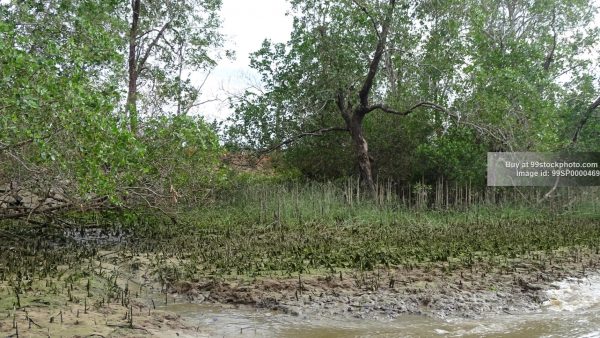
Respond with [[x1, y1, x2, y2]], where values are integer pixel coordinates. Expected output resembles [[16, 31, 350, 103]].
[[334, 0, 396, 198], [348, 115, 375, 195], [127, 0, 140, 134]]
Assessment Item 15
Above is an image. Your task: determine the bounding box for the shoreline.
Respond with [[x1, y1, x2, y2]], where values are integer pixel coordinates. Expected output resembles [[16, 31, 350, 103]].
[[1, 248, 598, 336], [172, 249, 599, 320]]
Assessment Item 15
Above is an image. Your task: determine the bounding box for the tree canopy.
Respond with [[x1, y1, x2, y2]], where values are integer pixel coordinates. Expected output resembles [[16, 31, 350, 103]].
[[0, 0, 225, 222], [0, 0, 598, 222], [227, 0, 600, 190]]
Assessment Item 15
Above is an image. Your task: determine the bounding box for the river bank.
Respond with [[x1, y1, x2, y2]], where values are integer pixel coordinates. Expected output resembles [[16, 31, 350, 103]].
[[1, 247, 598, 337], [174, 248, 598, 320]]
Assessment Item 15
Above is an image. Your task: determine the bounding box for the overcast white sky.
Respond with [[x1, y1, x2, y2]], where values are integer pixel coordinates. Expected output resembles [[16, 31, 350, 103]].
[[198, 0, 293, 122]]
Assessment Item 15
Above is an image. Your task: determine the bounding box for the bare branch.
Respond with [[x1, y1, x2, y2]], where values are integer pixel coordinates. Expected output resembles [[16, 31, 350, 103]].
[[537, 176, 560, 204], [357, 0, 396, 111], [260, 127, 349, 154], [371, 101, 510, 145], [4, 150, 40, 173], [572, 95, 600, 143], [367, 101, 452, 116], [124, 186, 168, 198], [0, 139, 33, 152], [0, 202, 72, 221], [196, 70, 213, 92], [138, 28, 160, 39], [137, 20, 172, 74], [543, 8, 557, 71], [124, 188, 177, 223], [159, 34, 179, 54]]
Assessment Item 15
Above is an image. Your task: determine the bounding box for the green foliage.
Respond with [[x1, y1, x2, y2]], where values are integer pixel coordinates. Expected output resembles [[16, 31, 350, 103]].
[[140, 115, 226, 205], [133, 0, 226, 116], [416, 127, 487, 184], [227, 1, 388, 150], [460, 0, 599, 152], [281, 134, 355, 179], [1, 0, 598, 220], [0, 0, 139, 200], [227, 0, 600, 186], [0, 1, 227, 214]]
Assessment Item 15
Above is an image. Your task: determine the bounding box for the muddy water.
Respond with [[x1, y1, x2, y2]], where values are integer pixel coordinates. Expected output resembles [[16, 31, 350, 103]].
[[165, 275, 600, 337]]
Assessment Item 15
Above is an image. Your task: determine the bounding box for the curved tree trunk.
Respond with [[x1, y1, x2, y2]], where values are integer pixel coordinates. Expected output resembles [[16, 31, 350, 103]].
[[335, 0, 397, 198], [348, 115, 375, 195]]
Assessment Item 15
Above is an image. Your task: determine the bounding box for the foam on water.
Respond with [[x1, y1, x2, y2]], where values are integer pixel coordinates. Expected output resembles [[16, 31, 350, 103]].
[[579, 332, 600, 338], [543, 275, 600, 312]]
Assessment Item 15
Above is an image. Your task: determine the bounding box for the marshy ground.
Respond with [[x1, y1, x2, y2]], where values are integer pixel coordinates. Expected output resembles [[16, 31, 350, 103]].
[[1, 184, 599, 336]]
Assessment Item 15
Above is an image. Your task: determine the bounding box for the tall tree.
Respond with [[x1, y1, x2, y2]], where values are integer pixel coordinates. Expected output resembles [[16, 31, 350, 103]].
[[228, 0, 599, 194], [126, 0, 224, 134], [460, 0, 600, 152], [1, 0, 228, 222], [229, 0, 464, 193]]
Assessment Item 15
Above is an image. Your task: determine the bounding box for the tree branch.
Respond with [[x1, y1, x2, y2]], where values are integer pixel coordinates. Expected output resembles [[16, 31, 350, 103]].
[[367, 101, 453, 116], [371, 101, 510, 145], [542, 8, 557, 71], [0, 203, 73, 221], [357, 0, 396, 111], [137, 20, 172, 74], [0, 139, 33, 152], [351, 0, 381, 39], [336, 90, 351, 124], [260, 127, 349, 154], [572, 95, 600, 143]]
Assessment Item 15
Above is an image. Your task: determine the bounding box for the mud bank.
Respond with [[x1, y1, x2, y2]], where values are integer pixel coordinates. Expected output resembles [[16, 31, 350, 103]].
[[174, 250, 600, 320], [0, 253, 207, 337], [2, 248, 599, 337]]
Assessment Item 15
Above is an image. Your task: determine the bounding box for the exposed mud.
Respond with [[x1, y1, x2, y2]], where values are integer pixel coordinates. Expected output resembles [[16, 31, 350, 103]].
[[174, 249, 600, 320], [0, 252, 202, 337], [2, 248, 599, 337]]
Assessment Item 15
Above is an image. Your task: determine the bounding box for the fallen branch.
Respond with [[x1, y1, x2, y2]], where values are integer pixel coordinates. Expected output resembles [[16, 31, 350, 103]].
[[0, 196, 108, 221], [0, 203, 73, 221], [0, 139, 33, 152]]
